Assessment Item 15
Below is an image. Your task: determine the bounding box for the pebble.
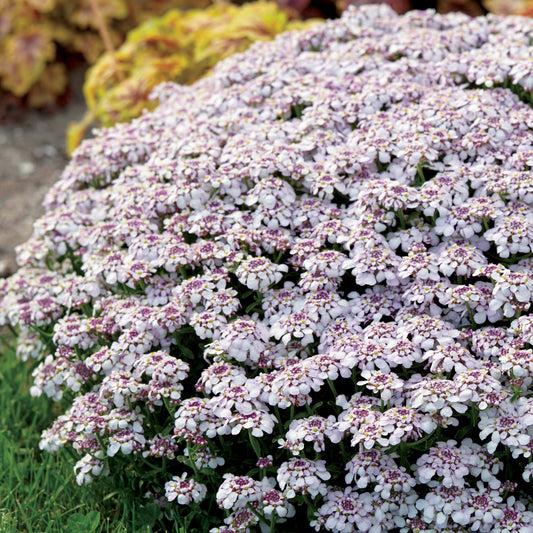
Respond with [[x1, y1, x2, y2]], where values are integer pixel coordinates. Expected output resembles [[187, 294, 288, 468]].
[[19, 161, 35, 176], [33, 144, 58, 159]]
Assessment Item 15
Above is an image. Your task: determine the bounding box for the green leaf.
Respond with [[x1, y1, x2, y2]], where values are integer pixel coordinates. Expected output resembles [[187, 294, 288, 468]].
[[135, 503, 161, 529], [66, 510, 100, 532]]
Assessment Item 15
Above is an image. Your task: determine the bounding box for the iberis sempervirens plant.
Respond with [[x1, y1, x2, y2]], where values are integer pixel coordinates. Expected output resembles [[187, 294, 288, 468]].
[[2, 5, 533, 532]]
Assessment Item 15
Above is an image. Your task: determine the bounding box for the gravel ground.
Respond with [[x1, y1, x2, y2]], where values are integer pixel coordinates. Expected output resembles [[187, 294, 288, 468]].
[[0, 73, 88, 277]]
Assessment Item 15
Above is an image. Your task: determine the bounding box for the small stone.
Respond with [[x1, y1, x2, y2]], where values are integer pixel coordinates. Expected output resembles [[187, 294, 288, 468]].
[[19, 161, 35, 176], [42, 144, 58, 157], [34, 145, 58, 159]]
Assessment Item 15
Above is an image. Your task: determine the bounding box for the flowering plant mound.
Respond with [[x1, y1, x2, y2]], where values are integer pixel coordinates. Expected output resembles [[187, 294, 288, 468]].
[[3, 4, 533, 532]]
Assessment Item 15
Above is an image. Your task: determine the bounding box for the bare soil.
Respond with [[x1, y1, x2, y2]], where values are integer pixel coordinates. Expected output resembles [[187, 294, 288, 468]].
[[0, 72, 88, 277]]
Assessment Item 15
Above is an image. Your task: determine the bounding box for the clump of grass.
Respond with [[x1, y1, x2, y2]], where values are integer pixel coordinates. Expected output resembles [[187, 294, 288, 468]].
[[0, 329, 131, 533]]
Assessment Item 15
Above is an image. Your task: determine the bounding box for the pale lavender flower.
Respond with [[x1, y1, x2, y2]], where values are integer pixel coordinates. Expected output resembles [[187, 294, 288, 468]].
[[230, 409, 278, 438], [3, 5, 533, 531], [266, 360, 323, 408], [261, 488, 295, 519], [53, 314, 97, 351], [195, 361, 248, 395], [415, 441, 470, 488], [437, 242, 487, 278], [218, 506, 259, 531], [174, 397, 220, 440], [217, 319, 271, 364], [398, 245, 441, 282], [357, 370, 404, 401], [190, 311, 228, 340], [303, 250, 348, 278], [464, 484, 504, 530], [74, 452, 107, 485], [107, 429, 146, 457], [422, 343, 481, 374], [277, 458, 331, 498], [478, 402, 531, 454], [311, 487, 373, 533], [216, 474, 268, 510], [271, 311, 318, 347], [415, 485, 472, 528], [485, 214, 533, 259], [494, 505, 533, 533], [235, 256, 288, 292], [344, 449, 397, 488], [408, 376, 467, 418], [374, 467, 416, 501], [143, 435, 179, 459], [499, 348, 533, 378], [281, 415, 336, 454], [487, 268, 533, 318], [165, 473, 208, 505], [344, 245, 401, 286]]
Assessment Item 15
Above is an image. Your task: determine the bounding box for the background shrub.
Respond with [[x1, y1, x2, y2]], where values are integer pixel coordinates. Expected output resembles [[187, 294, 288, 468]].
[[0, 0, 210, 112], [66, 1, 314, 153]]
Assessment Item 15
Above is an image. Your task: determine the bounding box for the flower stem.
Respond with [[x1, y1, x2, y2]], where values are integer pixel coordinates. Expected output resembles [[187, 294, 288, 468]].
[[465, 302, 476, 327], [249, 431, 262, 458], [269, 512, 278, 532], [396, 209, 407, 229], [327, 378, 338, 399], [186, 442, 200, 477], [246, 503, 270, 527], [302, 494, 317, 515]]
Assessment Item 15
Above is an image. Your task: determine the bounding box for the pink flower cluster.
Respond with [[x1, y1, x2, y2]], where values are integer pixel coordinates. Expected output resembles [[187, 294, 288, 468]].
[[2, 4, 533, 531]]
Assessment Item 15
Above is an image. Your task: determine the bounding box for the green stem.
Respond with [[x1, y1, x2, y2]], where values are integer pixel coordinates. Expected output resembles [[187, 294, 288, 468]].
[[470, 405, 480, 425], [398, 441, 410, 468], [289, 405, 295, 428], [269, 512, 278, 532], [163, 396, 176, 417], [249, 431, 262, 458], [415, 163, 426, 186], [273, 405, 284, 432], [95, 433, 108, 453], [217, 435, 230, 454], [465, 302, 476, 327], [246, 503, 270, 527], [302, 494, 316, 515], [327, 379, 338, 399], [396, 209, 407, 230], [186, 442, 200, 477], [339, 438, 350, 463]]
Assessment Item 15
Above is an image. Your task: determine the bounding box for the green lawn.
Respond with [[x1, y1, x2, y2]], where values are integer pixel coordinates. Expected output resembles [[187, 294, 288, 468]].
[[0, 330, 129, 533]]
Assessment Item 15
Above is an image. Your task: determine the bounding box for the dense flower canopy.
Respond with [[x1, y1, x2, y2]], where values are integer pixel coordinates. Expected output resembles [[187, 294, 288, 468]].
[[2, 4, 533, 532]]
